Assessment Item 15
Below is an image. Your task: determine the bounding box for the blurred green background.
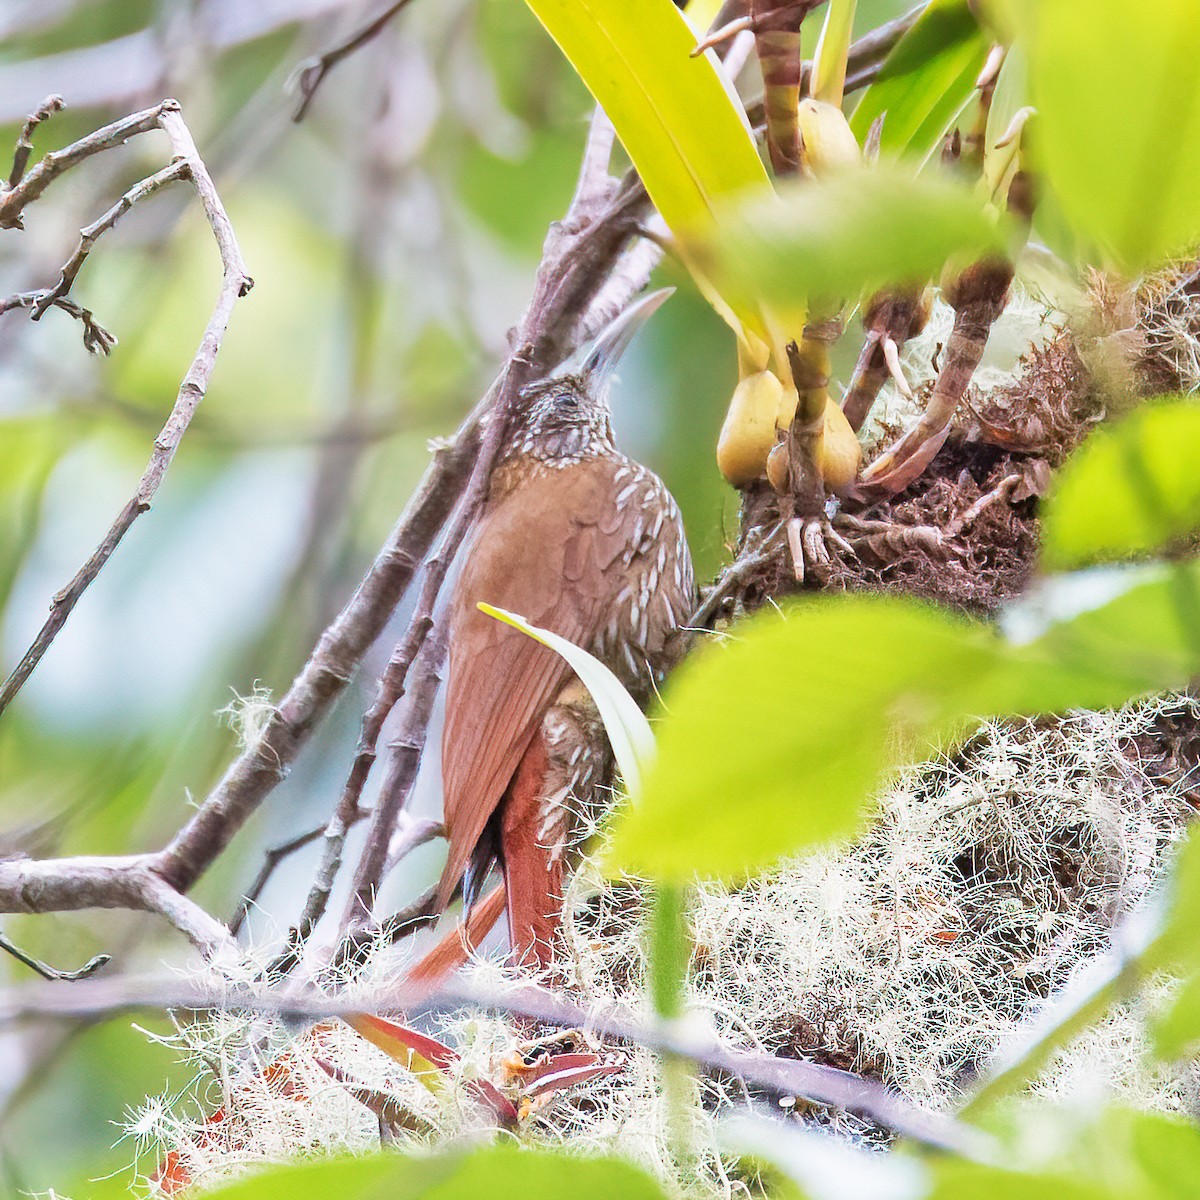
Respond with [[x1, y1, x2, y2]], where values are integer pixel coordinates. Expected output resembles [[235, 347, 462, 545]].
[[0, 0, 912, 1192]]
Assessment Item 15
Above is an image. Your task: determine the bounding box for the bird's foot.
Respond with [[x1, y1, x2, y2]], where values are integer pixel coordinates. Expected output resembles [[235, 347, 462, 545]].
[[786, 512, 856, 585]]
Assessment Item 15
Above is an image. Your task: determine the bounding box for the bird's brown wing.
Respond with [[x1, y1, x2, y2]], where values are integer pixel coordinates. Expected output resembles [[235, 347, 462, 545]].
[[436, 461, 631, 909]]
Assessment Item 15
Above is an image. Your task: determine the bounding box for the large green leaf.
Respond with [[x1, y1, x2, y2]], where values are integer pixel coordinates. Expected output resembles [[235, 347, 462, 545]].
[[162, 1145, 671, 1200], [607, 564, 1200, 882], [928, 1161, 1109, 1200], [849, 0, 989, 163], [606, 594, 1001, 881], [703, 164, 1002, 314], [522, 0, 772, 338], [1041, 400, 1200, 570], [1006, 0, 1200, 271], [522, 0, 768, 235]]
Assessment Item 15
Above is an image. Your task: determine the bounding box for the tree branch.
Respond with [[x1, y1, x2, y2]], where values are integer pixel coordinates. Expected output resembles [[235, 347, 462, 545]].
[[0, 969, 986, 1157], [0, 856, 234, 956], [0, 99, 254, 719], [5, 93, 64, 190]]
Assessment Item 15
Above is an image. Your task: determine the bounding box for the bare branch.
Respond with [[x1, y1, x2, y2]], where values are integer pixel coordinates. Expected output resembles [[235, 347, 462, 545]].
[[0, 856, 232, 956], [0, 99, 254, 718], [0, 970, 986, 1157], [228, 822, 331, 936], [342, 622, 448, 931], [0, 101, 168, 231], [291, 0, 419, 122], [29, 160, 188, 320]]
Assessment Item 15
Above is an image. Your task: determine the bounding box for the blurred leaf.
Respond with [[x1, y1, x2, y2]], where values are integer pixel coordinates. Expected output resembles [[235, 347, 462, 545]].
[[704, 165, 1002, 312], [1007, 0, 1200, 271], [1154, 826, 1200, 977], [929, 1160, 1110, 1200], [1152, 973, 1200, 1061], [522, 0, 772, 339], [1122, 1109, 1200, 1199], [151, 1144, 672, 1200], [1041, 400, 1200, 570], [609, 565, 1200, 882], [480, 603, 655, 795], [988, 565, 1200, 713], [606, 595, 999, 881], [850, 0, 989, 162]]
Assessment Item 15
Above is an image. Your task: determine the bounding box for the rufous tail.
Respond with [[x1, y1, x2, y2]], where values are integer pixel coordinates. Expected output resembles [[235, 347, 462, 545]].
[[405, 882, 507, 987]]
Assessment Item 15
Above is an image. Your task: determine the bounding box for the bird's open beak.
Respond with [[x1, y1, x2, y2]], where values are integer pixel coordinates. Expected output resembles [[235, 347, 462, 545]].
[[558, 287, 675, 390]]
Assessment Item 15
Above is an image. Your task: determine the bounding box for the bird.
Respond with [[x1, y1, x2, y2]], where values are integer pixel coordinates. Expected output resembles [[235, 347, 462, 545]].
[[423, 289, 695, 976]]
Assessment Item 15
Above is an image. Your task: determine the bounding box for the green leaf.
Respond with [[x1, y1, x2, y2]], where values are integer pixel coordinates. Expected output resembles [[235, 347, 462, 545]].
[[1123, 1111, 1200, 1200], [606, 594, 1001, 881], [1041, 400, 1200, 570], [523, 0, 772, 338], [811, 0, 859, 106], [1152, 972, 1200, 1062], [705, 165, 1003, 311], [185, 1145, 672, 1200], [479, 604, 654, 795], [929, 1160, 1109, 1200], [990, 565, 1200, 713], [849, 0, 989, 163], [608, 565, 1200, 883], [522, 0, 766, 235], [1007, 0, 1200, 271]]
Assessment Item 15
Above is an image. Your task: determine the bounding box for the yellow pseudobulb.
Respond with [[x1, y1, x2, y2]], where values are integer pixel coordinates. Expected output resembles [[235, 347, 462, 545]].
[[761, 387, 862, 494], [797, 98, 860, 176], [820, 395, 861, 493], [717, 370, 786, 486]]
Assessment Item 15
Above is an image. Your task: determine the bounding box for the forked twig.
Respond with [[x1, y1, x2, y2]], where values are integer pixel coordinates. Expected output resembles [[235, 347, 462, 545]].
[[291, 0, 419, 122], [0, 99, 254, 720]]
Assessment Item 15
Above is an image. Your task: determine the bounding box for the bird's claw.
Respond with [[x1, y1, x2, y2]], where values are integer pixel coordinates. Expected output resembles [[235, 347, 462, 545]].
[[786, 515, 856, 584]]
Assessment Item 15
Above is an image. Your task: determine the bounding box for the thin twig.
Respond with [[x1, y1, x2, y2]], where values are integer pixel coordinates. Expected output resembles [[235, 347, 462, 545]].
[[0, 291, 116, 354], [5, 94, 64, 191], [0, 100, 254, 719], [0, 970, 988, 1158], [228, 822, 332, 937], [291, 0, 419, 122], [342, 623, 450, 935], [688, 523, 788, 629], [0, 101, 170, 231], [30, 160, 188, 320], [0, 930, 109, 982]]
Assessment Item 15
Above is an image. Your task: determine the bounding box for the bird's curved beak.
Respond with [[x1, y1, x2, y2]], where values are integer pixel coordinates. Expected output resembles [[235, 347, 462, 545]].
[[559, 287, 675, 391]]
